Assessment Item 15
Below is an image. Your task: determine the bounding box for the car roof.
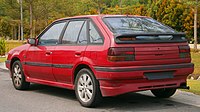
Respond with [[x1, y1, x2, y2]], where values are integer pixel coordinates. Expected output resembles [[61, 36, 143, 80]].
[[55, 15, 148, 22]]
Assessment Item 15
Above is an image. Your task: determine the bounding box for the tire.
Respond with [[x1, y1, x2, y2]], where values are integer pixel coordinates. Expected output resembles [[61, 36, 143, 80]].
[[151, 88, 176, 98], [75, 68, 102, 107], [11, 60, 30, 90]]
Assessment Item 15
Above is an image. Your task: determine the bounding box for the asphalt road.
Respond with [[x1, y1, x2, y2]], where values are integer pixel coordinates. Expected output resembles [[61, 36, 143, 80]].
[[1, 69, 200, 112]]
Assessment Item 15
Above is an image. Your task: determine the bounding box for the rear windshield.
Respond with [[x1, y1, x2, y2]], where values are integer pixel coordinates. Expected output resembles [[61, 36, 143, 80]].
[[103, 17, 176, 34]]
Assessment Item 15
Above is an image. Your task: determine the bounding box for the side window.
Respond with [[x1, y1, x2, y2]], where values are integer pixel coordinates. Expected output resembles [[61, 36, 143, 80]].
[[77, 21, 87, 44], [62, 21, 85, 44], [89, 21, 103, 44], [39, 22, 66, 45]]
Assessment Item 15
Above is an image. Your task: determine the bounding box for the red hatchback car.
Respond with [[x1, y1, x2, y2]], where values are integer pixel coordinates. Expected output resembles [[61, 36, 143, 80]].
[[6, 15, 194, 107]]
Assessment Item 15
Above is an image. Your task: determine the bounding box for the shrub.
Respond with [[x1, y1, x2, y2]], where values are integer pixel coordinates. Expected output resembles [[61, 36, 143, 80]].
[[0, 38, 6, 56]]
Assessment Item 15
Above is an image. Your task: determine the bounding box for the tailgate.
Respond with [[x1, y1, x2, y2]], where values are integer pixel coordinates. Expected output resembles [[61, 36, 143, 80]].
[[135, 46, 179, 61], [111, 33, 191, 66]]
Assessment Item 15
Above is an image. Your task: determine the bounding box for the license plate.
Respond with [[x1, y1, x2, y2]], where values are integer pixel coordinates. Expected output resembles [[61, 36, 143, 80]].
[[144, 71, 174, 80]]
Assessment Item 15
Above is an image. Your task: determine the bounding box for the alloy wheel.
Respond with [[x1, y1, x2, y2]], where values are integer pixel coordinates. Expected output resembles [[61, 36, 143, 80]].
[[13, 64, 22, 87], [77, 73, 93, 103]]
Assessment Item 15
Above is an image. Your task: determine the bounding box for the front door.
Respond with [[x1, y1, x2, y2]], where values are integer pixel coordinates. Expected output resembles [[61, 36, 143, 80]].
[[24, 21, 66, 81], [53, 19, 88, 83]]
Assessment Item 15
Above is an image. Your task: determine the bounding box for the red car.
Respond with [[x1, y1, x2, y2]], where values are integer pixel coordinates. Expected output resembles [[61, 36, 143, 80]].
[[6, 15, 194, 107]]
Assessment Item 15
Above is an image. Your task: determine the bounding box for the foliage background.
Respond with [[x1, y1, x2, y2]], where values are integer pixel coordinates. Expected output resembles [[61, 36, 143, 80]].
[[0, 0, 199, 41], [0, 38, 5, 55]]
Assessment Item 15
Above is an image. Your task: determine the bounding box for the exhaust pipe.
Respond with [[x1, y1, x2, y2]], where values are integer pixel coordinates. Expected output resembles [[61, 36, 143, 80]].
[[178, 83, 190, 90], [178, 86, 190, 90]]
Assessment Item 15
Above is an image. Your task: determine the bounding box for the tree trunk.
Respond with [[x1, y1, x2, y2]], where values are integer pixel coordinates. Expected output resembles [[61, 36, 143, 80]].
[[119, 0, 122, 14], [194, 0, 198, 52], [14, 26, 17, 40], [30, 0, 33, 38], [33, 20, 35, 38], [18, 23, 20, 40], [97, 0, 101, 15], [12, 25, 14, 40], [20, 0, 24, 40]]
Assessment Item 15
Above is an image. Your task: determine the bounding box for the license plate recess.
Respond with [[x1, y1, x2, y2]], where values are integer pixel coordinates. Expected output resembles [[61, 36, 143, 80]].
[[144, 71, 174, 80]]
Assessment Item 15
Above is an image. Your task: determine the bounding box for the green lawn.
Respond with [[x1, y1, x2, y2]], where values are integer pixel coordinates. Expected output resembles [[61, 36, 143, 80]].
[[6, 40, 23, 53], [0, 57, 6, 63], [184, 79, 200, 95], [0, 40, 23, 63], [182, 52, 200, 95], [191, 52, 200, 75]]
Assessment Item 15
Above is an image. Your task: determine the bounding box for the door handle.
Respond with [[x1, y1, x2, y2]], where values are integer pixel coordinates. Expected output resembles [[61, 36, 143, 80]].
[[46, 51, 52, 55], [75, 51, 81, 56]]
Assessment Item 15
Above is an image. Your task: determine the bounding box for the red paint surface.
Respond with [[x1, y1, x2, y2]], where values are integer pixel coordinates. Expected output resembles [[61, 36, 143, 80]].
[[6, 15, 194, 97]]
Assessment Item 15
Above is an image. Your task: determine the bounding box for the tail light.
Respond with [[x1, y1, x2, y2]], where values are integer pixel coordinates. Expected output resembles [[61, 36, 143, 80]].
[[108, 47, 135, 61], [118, 37, 136, 41], [179, 46, 190, 58]]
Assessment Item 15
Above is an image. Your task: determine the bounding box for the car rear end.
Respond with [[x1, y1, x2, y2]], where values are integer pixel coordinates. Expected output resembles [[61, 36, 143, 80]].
[[95, 15, 194, 97]]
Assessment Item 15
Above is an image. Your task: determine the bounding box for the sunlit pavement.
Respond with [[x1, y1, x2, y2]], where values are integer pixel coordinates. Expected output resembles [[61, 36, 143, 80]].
[[0, 69, 200, 112]]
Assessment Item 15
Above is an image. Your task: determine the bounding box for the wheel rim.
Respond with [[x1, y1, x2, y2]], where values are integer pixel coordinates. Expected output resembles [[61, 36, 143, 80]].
[[77, 73, 93, 103], [13, 64, 22, 87]]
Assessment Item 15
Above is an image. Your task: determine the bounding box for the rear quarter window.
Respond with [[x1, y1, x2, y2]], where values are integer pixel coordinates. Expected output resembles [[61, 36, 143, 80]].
[[89, 21, 104, 44]]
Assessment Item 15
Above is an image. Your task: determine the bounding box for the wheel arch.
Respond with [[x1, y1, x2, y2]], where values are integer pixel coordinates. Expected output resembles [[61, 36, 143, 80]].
[[72, 63, 96, 85], [10, 57, 21, 73]]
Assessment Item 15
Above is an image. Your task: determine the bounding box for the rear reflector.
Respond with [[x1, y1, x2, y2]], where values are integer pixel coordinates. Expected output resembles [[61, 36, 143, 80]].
[[118, 37, 136, 41], [179, 46, 190, 58], [179, 49, 190, 53], [108, 47, 135, 61]]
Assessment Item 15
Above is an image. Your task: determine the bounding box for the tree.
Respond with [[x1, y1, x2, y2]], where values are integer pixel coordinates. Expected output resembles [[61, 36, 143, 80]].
[[0, 17, 12, 39], [181, 0, 200, 51], [0, 0, 199, 42]]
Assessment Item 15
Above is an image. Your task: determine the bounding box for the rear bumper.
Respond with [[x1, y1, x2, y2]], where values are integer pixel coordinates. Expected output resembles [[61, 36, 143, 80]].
[[94, 63, 194, 97]]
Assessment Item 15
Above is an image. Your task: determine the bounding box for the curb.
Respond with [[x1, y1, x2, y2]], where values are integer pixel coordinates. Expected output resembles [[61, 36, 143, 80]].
[[0, 62, 8, 72], [0, 68, 9, 72]]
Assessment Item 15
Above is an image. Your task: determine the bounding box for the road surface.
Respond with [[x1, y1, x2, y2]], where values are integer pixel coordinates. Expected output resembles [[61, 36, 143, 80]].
[[0, 69, 200, 112]]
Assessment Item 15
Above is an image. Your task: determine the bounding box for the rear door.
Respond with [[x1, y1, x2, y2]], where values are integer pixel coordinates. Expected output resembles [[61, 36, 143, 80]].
[[24, 21, 66, 81], [53, 19, 88, 83]]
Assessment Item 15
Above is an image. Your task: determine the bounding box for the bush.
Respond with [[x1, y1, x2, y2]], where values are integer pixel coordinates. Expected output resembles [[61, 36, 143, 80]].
[[0, 38, 6, 56]]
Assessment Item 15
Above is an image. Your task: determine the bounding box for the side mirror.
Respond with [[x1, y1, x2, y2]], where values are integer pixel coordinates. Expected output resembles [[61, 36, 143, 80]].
[[27, 38, 36, 46]]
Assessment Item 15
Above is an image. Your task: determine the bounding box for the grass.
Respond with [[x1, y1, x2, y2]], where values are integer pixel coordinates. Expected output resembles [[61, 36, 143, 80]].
[[183, 79, 200, 95], [191, 52, 200, 75], [6, 40, 23, 53], [0, 57, 6, 63], [182, 51, 200, 95], [0, 40, 23, 63]]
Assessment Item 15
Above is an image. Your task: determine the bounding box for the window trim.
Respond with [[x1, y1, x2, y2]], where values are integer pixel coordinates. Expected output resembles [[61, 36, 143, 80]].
[[88, 19, 104, 45], [36, 17, 105, 46], [76, 21, 88, 45], [37, 20, 68, 46], [60, 19, 88, 45]]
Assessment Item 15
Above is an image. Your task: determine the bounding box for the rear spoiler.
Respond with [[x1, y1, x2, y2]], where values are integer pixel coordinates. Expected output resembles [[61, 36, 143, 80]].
[[114, 32, 187, 44]]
